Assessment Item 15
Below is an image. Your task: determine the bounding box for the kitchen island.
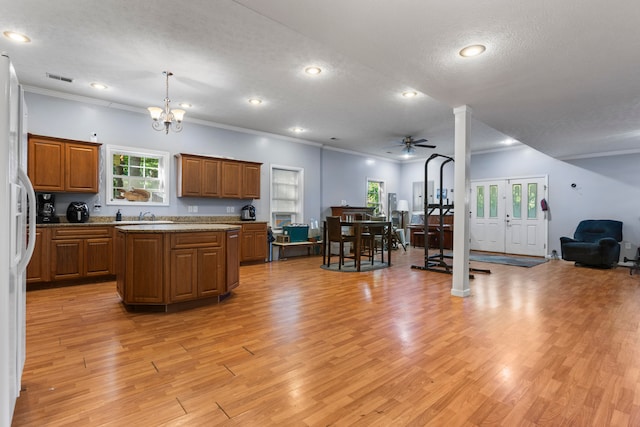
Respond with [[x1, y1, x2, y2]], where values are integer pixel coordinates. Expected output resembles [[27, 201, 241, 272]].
[[115, 223, 241, 311]]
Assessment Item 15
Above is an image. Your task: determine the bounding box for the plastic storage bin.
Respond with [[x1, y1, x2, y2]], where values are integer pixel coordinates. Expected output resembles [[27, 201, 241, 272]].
[[283, 224, 309, 242]]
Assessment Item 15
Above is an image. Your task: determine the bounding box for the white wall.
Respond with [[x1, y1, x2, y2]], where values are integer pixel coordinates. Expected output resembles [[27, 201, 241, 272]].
[[26, 92, 324, 223]]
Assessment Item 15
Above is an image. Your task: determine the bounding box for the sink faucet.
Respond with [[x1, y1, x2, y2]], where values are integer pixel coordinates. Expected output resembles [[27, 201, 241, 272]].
[[139, 211, 155, 221]]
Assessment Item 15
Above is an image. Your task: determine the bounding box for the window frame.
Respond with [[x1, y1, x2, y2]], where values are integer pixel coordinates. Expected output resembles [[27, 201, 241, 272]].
[[270, 164, 304, 230], [366, 177, 386, 216], [106, 145, 171, 206]]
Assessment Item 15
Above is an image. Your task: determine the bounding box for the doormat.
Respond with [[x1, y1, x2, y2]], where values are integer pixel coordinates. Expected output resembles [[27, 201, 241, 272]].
[[469, 252, 547, 268], [320, 260, 389, 272]]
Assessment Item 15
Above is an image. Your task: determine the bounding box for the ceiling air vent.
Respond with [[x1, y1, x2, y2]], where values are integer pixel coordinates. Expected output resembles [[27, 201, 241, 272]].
[[46, 73, 74, 83]]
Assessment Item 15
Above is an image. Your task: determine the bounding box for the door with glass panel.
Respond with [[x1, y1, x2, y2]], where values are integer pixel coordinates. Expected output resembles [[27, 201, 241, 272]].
[[470, 180, 505, 252], [505, 177, 547, 256]]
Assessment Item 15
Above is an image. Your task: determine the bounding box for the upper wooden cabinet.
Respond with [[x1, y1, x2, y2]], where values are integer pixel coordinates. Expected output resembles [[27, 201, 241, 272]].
[[177, 153, 261, 199], [28, 134, 100, 193]]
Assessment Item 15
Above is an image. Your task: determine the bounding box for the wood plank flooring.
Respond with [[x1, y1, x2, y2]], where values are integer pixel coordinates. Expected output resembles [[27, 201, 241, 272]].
[[12, 247, 640, 426]]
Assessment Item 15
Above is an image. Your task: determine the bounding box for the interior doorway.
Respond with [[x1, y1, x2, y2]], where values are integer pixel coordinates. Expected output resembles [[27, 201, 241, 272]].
[[470, 176, 548, 257]]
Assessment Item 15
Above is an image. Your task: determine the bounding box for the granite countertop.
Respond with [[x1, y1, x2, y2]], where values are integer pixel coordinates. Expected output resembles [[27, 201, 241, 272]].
[[115, 223, 241, 233], [35, 216, 268, 227]]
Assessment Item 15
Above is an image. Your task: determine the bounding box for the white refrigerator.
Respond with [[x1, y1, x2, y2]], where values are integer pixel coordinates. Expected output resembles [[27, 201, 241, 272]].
[[0, 53, 36, 426]]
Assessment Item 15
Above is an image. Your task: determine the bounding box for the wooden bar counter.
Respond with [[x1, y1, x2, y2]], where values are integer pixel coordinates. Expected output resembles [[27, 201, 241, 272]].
[[115, 223, 241, 311]]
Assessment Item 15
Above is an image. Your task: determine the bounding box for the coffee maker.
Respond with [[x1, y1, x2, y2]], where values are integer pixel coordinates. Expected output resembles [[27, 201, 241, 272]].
[[36, 192, 59, 223]]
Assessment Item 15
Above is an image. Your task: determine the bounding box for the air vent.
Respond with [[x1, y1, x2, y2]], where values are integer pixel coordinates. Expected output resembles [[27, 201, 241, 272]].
[[46, 73, 74, 83]]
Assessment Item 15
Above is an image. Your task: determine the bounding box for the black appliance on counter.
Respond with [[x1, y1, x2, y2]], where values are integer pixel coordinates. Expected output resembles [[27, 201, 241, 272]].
[[66, 202, 90, 223], [241, 204, 256, 221], [36, 192, 59, 223]]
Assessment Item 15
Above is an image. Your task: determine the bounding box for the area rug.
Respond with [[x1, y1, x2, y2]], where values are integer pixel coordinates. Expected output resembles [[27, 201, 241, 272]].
[[468, 252, 547, 268], [320, 260, 389, 272]]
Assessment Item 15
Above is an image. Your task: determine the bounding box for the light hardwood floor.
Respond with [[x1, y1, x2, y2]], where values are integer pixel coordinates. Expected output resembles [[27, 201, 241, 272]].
[[12, 247, 640, 426]]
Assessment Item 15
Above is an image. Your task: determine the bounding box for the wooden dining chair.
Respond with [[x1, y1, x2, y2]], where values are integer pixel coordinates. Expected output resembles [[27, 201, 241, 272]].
[[365, 216, 387, 264], [326, 216, 357, 269]]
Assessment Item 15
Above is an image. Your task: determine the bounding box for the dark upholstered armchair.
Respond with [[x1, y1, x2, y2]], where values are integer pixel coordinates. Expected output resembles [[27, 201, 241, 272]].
[[560, 220, 623, 268]]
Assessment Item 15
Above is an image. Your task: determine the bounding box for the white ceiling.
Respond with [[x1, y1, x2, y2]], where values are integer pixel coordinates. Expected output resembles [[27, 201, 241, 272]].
[[2, 0, 639, 160]]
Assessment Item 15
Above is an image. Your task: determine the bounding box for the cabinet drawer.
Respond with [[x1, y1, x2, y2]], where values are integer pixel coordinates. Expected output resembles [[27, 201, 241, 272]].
[[51, 226, 112, 240], [242, 223, 266, 232], [171, 232, 223, 249]]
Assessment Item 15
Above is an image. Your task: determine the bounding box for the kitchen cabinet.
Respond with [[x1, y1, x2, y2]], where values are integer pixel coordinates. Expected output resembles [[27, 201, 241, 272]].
[[116, 224, 240, 309], [49, 226, 113, 281], [226, 229, 240, 291], [176, 154, 221, 197], [241, 162, 261, 199], [177, 153, 261, 199], [26, 228, 50, 284], [169, 232, 225, 302], [221, 160, 242, 198], [240, 222, 267, 263], [28, 134, 100, 193]]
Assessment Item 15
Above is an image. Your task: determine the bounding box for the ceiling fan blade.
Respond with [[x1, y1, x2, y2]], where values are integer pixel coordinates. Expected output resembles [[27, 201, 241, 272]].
[[414, 143, 436, 148], [411, 138, 428, 144]]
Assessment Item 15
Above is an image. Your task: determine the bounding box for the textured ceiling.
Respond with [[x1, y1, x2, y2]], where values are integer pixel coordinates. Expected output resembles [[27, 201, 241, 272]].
[[1, 0, 639, 160]]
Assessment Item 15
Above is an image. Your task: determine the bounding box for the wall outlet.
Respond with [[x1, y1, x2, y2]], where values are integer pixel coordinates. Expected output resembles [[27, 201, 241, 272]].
[[226, 206, 234, 213], [193, 205, 198, 213]]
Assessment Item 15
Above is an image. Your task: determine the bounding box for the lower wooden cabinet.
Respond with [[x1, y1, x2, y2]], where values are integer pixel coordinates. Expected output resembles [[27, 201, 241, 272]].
[[28, 225, 114, 284], [27, 228, 50, 284], [169, 246, 225, 302], [116, 228, 240, 307], [240, 222, 267, 263]]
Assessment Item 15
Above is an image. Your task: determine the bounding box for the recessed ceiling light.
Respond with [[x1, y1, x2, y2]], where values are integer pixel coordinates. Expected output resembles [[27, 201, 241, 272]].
[[90, 82, 108, 90], [3, 31, 30, 43], [402, 91, 418, 98], [291, 127, 305, 133], [248, 98, 262, 105], [459, 44, 486, 58], [304, 66, 322, 75], [179, 102, 192, 108], [502, 138, 516, 145]]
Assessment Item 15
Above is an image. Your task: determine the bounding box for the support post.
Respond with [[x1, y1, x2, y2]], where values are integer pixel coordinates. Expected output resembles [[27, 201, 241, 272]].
[[451, 105, 472, 297]]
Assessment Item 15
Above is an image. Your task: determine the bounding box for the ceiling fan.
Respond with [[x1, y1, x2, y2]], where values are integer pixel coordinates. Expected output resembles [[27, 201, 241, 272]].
[[394, 136, 436, 156]]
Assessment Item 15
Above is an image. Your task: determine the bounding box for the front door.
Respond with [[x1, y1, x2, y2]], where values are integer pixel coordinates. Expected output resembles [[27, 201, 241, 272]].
[[470, 180, 505, 253], [505, 177, 548, 256], [470, 176, 548, 256]]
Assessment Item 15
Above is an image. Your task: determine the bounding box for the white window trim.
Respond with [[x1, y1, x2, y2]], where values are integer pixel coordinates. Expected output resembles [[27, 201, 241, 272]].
[[106, 145, 171, 206], [270, 164, 304, 229]]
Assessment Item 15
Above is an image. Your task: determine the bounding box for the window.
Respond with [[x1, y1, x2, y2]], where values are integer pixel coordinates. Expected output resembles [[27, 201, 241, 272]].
[[270, 165, 303, 229], [106, 145, 170, 206], [366, 179, 385, 215]]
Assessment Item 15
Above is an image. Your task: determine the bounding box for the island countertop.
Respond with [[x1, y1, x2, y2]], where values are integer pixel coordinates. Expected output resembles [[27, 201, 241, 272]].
[[115, 223, 241, 233]]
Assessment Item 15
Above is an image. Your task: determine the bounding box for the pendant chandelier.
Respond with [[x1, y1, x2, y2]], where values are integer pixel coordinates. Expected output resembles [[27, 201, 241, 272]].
[[147, 71, 185, 134]]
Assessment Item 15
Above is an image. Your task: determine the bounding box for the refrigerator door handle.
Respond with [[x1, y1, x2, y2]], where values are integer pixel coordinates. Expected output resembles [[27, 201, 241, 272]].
[[16, 167, 35, 272]]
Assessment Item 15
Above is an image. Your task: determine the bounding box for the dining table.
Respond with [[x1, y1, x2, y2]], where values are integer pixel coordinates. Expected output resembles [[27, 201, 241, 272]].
[[323, 219, 392, 271]]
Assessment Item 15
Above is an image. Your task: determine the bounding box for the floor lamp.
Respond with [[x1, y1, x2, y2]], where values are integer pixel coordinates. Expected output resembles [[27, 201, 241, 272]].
[[396, 199, 409, 230]]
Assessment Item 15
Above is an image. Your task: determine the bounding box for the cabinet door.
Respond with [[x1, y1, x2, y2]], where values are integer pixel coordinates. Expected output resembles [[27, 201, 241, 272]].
[[27, 228, 50, 284], [226, 230, 240, 291], [170, 248, 198, 302], [28, 137, 64, 191], [65, 142, 99, 192], [221, 161, 242, 198], [125, 233, 164, 303], [241, 163, 261, 199], [241, 230, 255, 261], [85, 237, 113, 276], [180, 156, 202, 197], [50, 239, 83, 281], [198, 247, 225, 297], [202, 158, 221, 197], [253, 228, 268, 260]]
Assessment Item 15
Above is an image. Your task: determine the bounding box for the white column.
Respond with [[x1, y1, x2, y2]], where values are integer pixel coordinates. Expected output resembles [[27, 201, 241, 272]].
[[451, 105, 471, 297]]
